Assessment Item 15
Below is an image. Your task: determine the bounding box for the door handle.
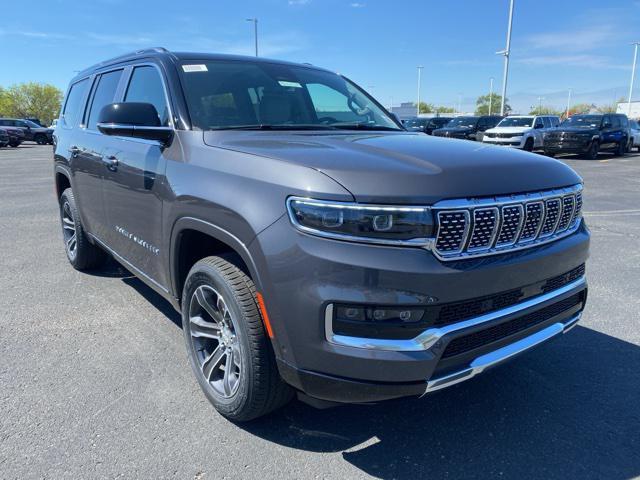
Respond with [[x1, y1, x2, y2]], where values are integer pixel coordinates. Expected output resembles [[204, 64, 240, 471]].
[[103, 155, 119, 171], [69, 145, 81, 157]]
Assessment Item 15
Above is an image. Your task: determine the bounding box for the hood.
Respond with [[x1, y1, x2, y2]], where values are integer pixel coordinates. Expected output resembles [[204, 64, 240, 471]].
[[486, 126, 532, 134], [203, 130, 581, 204], [551, 127, 598, 135]]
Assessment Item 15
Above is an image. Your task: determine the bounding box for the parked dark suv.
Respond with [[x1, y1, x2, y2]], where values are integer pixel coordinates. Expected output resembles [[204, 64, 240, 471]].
[[0, 118, 53, 144], [404, 116, 453, 135], [53, 48, 589, 421], [432, 115, 502, 141], [544, 113, 630, 159]]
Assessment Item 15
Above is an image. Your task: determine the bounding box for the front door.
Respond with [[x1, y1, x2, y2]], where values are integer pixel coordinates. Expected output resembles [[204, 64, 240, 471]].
[[102, 65, 172, 288]]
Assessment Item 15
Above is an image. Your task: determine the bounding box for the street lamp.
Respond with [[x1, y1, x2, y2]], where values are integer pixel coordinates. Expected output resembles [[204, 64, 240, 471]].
[[416, 66, 424, 117], [537, 96, 545, 113], [496, 0, 515, 116], [627, 42, 640, 116], [566, 88, 572, 118], [246, 18, 258, 57]]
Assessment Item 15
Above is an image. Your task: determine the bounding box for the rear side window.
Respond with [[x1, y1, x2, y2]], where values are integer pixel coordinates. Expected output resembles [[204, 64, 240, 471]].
[[124, 66, 170, 126], [86, 69, 123, 130], [619, 115, 628, 128], [61, 79, 89, 128]]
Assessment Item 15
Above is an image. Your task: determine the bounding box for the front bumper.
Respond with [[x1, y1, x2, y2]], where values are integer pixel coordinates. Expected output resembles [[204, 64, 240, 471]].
[[251, 216, 590, 403], [544, 139, 591, 154], [483, 137, 525, 147]]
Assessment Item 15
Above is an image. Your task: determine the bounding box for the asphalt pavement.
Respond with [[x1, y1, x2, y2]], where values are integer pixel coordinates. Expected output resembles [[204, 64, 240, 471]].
[[1, 144, 638, 479]]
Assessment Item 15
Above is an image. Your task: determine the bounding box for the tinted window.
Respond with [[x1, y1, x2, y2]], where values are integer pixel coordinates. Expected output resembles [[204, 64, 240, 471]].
[[431, 118, 451, 127], [87, 70, 123, 130], [550, 117, 559, 127], [179, 60, 399, 130], [62, 79, 89, 128], [124, 66, 169, 126], [498, 117, 533, 127], [631, 120, 639, 129], [446, 117, 478, 128], [618, 115, 628, 128], [560, 115, 602, 128], [0, 120, 13, 126], [534, 118, 544, 128]]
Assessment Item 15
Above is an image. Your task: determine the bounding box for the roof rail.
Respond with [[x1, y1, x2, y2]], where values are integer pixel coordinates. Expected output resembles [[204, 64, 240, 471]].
[[76, 47, 174, 77]]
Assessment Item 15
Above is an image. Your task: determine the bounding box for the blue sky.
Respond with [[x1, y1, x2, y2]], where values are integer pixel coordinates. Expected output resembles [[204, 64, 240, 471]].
[[2, 0, 640, 113]]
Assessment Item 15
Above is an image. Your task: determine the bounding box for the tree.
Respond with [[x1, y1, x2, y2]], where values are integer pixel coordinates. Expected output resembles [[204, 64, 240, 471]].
[[434, 105, 455, 114], [596, 97, 625, 114], [475, 93, 510, 115], [529, 106, 562, 116], [0, 83, 63, 126], [567, 103, 594, 116], [418, 102, 434, 114]]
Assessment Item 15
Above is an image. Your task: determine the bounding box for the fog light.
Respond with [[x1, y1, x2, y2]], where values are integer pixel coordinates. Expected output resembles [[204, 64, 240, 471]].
[[332, 304, 429, 340]]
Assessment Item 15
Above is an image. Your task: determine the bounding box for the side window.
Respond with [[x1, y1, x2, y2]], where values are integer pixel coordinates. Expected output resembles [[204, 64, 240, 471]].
[[551, 117, 559, 127], [619, 116, 628, 128], [16, 120, 27, 128], [534, 117, 544, 129], [61, 79, 89, 128], [124, 66, 170, 126], [86, 69, 123, 131], [541, 117, 551, 128]]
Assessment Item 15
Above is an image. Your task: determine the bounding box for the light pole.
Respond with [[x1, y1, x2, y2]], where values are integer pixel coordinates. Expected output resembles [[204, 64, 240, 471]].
[[496, 0, 515, 116], [627, 42, 640, 116], [416, 66, 424, 117], [246, 18, 258, 56], [488, 77, 494, 115], [566, 88, 572, 118], [537, 96, 544, 113]]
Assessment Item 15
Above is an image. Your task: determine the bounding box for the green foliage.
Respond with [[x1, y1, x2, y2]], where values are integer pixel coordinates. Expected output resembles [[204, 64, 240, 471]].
[[0, 82, 63, 126], [567, 103, 594, 115], [434, 105, 455, 113], [596, 97, 626, 114], [475, 93, 510, 115], [529, 106, 562, 116], [418, 102, 455, 114]]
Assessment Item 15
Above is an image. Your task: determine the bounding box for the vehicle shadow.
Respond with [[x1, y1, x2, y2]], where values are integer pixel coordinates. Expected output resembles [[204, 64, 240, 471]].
[[114, 273, 639, 479]]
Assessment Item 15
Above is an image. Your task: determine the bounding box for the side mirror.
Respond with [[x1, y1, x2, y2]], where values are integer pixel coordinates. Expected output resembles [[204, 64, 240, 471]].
[[534, 123, 544, 129], [97, 102, 173, 144]]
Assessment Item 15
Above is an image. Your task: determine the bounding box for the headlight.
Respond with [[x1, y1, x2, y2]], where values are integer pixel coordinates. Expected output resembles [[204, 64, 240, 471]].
[[286, 197, 433, 245]]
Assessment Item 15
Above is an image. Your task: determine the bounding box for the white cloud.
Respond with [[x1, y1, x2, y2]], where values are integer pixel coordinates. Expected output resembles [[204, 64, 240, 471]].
[[525, 24, 618, 53], [350, 2, 366, 7], [288, 0, 311, 5]]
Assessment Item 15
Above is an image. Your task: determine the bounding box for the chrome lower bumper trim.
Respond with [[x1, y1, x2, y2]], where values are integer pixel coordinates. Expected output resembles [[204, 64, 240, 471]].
[[424, 312, 581, 394], [326, 276, 586, 352]]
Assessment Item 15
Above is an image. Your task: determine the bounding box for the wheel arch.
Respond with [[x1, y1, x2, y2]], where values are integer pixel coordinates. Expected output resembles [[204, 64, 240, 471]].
[[54, 164, 72, 200], [169, 217, 265, 305]]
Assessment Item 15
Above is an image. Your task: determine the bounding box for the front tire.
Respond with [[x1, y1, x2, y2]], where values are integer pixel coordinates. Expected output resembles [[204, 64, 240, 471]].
[[182, 256, 293, 421], [523, 137, 534, 152], [584, 140, 599, 160], [59, 188, 106, 270]]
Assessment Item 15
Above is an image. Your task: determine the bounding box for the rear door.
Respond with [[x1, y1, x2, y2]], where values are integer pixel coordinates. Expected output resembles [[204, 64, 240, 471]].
[[601, 115, 617, 149], [532, 117, 545, 147], [101, 64, 172, 288], [71, 69, 125, 240]]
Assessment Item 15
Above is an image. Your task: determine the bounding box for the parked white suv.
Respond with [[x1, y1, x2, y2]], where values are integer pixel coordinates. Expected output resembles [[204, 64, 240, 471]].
[[482, 115, 560, 151]]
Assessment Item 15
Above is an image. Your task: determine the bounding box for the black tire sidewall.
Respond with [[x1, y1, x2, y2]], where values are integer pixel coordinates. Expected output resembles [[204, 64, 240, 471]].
[[182, 263, 255, 416]]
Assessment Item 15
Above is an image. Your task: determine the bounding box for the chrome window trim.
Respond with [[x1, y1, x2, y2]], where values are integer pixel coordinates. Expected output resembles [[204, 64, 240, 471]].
[[325, 276, 586, 352], [286, 196, 434, 248]]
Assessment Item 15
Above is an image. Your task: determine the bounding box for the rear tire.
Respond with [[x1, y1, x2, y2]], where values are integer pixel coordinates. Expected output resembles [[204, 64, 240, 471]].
[[182, 256, 293, 421], [584, 140, 599, 160], [59, 188, 106, 270], [35, 134, 47, 145]]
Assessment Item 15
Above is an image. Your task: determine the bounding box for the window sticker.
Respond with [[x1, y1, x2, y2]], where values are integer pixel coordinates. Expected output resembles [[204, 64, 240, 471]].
[[182, 64, 208, 72], [278, 80, 302, 88]]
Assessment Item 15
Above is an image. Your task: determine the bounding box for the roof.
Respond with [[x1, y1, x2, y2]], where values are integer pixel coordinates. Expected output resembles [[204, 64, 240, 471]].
[[72, 47, 330, 82]]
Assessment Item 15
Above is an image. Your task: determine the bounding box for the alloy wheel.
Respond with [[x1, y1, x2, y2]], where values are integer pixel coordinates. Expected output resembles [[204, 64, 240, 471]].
[[188, 285, 242, 398], [61, 202, 77, 260]]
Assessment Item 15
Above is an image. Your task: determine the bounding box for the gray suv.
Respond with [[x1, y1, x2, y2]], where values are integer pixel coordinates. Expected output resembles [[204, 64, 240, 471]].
[[53, 48, 589, 421]]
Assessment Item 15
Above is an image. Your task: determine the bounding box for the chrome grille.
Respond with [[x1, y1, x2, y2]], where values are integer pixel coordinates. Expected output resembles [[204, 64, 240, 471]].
[[435, 211, 469, 253], [557, 195, 575, 232], [468, 208, 498, 250], [431, 184, 583, 260], [495, 205, 523, 246], [540, 198, 561, 237]]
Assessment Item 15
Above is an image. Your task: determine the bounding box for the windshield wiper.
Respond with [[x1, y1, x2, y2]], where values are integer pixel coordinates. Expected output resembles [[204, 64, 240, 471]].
[[208, 124, 338, 131], [329, 122, 402, 131]]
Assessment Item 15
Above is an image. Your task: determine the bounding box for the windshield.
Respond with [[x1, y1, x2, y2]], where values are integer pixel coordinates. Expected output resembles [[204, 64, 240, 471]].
[[404, 118, 428, 127], [445, 117, 478, 128], [179, 60, 400, 131], [560, 115, 602, 129], [497, 117, 533, 127], [24, 120, 41, 128]]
